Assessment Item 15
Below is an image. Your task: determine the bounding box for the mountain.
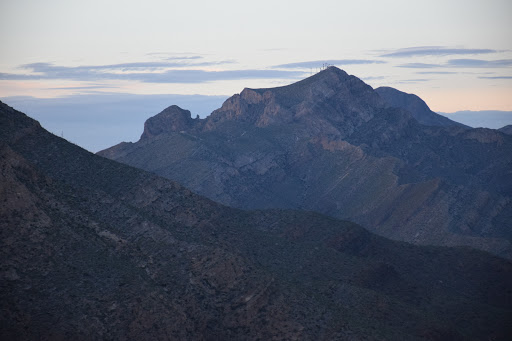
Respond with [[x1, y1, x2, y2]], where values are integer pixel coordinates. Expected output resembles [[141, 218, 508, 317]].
[[99, 67, 512, 259], [2, 102, 512, 339], [499, 125, 512, 135], [375, 86, 468, 128]]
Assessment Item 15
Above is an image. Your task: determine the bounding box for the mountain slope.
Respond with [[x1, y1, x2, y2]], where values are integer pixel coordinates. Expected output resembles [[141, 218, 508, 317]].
[[99, 67, 512, 259], [375, 86, 468, 128], [2, 102, 512, 339], [499, 124, 512, 135]]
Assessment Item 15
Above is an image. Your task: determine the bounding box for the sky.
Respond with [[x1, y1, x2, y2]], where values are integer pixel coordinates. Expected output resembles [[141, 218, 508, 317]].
[[1, 0, 512, 151]]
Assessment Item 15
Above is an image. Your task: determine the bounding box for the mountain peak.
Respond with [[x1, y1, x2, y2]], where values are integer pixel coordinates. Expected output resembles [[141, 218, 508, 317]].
[[317, 65, 349, 77], [200, 66, 384, 134], [265, 66, 351, 94], [140, 105, 195, 139]]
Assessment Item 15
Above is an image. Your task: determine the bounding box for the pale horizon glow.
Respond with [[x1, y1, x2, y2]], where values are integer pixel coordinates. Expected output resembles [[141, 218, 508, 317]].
[[1, 0, 512, 151], [1, 0, 511, 112]]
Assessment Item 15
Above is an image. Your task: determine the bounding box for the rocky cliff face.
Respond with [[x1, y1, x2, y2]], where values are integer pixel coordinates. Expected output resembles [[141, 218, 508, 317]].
[[98, 67, 512, 259], [2, 101, 512, 340]]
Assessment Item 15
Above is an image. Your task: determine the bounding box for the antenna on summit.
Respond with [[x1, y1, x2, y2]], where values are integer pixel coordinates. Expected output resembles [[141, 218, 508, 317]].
[[320, 63, 332, 71]]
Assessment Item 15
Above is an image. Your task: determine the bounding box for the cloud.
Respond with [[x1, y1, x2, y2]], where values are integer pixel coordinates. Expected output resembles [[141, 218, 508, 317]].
[[47, 85, 120, 90], [397, 79, 430, 83], [360, 76, 386, 81], [19, 59, 235, 72], [145, 53, 203, 60], [397, 63, 441, 69], [416, 71, 459, 74], [273, 59, 385, 69], [478, 76, 512, 79], [380, 46, 497, 58], [447, 59, 512, 68], [0, 62, 305, 83], [398, 59, 512, 69]]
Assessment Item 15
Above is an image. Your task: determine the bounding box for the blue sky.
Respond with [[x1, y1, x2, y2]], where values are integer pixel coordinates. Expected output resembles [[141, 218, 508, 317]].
[[1, 0, 512, 151]]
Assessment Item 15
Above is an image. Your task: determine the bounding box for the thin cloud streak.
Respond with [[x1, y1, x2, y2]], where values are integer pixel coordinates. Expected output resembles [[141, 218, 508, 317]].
[[447, 59, 512, 68], [479, 76, 512, 79], [381, 46, 497, 58], [416, 71, 459, 74], [0, 62, 306, 83], [399, 59, 512, 69], [397, 63, 440, 69], [274, 60, 386, 69], [398, 79, 430, 82], [18, 60, 235, 72], [47, 85, 120, 90]]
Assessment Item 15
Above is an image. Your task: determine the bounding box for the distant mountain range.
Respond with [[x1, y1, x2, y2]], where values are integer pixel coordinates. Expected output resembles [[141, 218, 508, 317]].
[[99, 67, 512, 259], [2, 97, 512, 339], [438, 110, 512, 129]]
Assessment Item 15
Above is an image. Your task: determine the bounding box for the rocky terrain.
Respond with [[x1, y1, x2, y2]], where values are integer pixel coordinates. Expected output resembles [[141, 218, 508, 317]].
[[99, 67, 512, 259], [2, 101, 512, 339]]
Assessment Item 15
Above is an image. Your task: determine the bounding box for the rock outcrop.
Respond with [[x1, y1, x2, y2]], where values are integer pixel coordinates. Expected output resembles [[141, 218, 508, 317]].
[[141, 105, 196, 139]]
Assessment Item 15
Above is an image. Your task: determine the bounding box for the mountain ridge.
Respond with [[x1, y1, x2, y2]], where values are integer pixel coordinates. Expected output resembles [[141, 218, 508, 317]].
[[99, 67, 512, 259]]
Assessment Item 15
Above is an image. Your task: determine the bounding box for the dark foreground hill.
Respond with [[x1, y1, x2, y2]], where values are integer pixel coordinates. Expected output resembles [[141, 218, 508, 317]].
[[1, 103, 512, 339], [99, 67, 512, 259]]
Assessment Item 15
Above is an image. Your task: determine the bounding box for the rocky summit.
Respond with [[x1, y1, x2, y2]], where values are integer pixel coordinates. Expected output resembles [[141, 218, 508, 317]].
[[99, 66, 512, 259], [2, 100, 512, 339]]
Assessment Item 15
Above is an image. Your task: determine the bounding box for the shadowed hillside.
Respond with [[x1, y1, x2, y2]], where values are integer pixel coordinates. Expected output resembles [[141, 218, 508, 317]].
[[2, 101, 512, 339]]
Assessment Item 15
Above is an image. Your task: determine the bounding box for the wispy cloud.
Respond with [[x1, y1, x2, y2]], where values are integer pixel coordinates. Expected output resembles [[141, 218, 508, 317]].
[[447, 59, 512, 68], [416, 71, 459, 74], [397, 63, 441, 69], [273, 59, 385, 69], [398, 59, 512, 69], [0, 61, 306, 83], [360, 76, 386, 81], [19, 59, 234, 72], [478, 76, 512, 79], [145, 52, 203, 59], [47, 85, 120, 90], [397, 79, 430, 83], [380, 46, 497, 58]]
